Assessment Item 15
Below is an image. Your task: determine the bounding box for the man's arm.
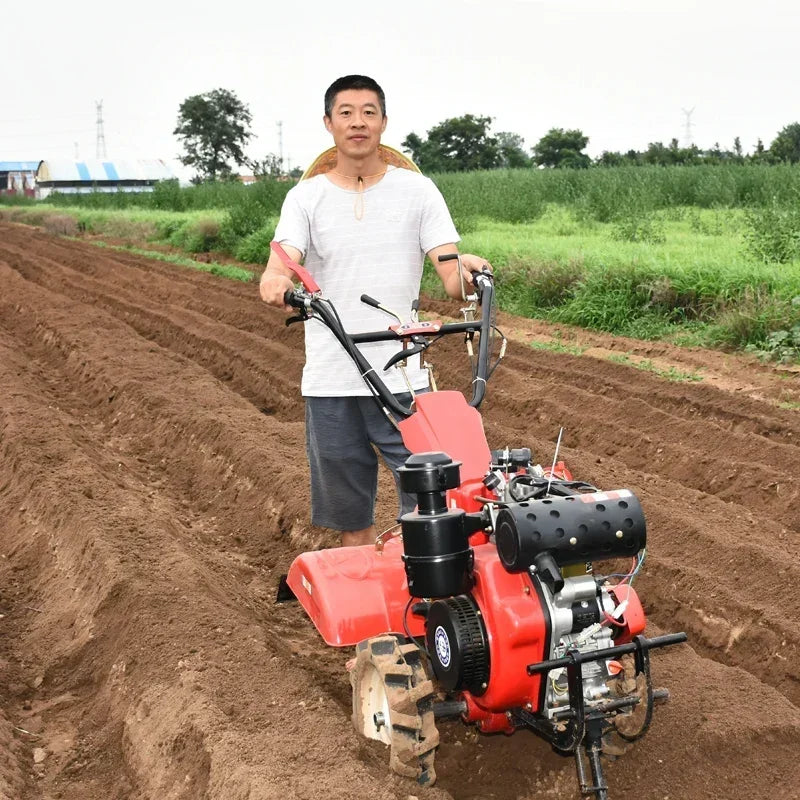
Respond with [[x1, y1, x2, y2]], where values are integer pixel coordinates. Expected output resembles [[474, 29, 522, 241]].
[[427, 244, 493, 301], [259, 244, 302, 310]]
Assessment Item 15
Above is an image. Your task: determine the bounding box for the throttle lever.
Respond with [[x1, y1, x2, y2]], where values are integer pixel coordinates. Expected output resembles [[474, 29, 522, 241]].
[[383, 338, 428, 370]]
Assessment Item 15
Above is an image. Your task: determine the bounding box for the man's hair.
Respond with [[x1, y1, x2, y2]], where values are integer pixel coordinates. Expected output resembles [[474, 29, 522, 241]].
[[324, 75, 386, 118]]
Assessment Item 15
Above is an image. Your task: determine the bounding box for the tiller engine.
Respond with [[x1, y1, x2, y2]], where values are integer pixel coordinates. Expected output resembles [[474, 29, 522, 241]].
[[272, 242, 687, 800]]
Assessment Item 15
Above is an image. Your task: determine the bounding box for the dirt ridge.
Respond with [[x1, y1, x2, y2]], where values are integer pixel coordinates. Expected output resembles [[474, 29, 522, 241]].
[[1, 222, 799, 799]]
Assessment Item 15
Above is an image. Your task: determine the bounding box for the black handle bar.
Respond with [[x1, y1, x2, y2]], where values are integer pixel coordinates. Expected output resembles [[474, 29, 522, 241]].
[[282, 274, 495, 417], [526, 632, 688, 675]]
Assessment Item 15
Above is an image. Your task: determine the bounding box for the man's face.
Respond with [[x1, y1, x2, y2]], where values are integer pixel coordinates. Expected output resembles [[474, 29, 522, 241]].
[[324, 89, 387, 159]]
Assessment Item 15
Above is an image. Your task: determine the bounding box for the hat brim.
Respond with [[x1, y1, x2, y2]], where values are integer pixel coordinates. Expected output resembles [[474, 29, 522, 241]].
[[300, 144, 420, 181]]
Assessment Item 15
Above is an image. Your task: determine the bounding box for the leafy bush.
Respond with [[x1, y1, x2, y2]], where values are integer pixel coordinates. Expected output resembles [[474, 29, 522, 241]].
[[0, 193, 36, 207], [41, 213, 79, 236], [745, 325, 800, 364], [182, 217, 221, 252], [742, 200, 800, 263], [638, 275, 703, 320], [234, 223, 277, 264], [612, 212, 666, 244], [218, 196, 273, 251], [496, 256, 584, 313], [706, 289, 800, 354], [451, 213, 479, 235], [151, 179, 188, 211]]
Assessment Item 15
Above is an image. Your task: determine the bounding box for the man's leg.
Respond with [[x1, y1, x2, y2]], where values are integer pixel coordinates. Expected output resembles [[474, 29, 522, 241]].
[[305, 396, 379, 546], [340, 526, 376, 548], [359, 392, 419, 521]]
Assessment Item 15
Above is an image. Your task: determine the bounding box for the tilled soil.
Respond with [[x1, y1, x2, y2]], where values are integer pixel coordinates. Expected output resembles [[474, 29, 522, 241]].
[[1, 221, 799, 800]]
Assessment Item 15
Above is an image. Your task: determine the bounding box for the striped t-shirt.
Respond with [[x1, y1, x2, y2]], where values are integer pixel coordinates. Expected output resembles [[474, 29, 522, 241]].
[[274, 166, 460, 396]]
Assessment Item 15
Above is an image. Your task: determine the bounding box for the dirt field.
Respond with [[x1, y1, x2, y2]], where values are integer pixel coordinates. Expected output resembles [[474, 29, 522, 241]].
[[1, 220, 799, 800]]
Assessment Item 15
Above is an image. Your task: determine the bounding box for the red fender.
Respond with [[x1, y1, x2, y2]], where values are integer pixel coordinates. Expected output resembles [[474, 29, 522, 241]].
[[286, 390, 494, 646], [399, 390, 491, 484]]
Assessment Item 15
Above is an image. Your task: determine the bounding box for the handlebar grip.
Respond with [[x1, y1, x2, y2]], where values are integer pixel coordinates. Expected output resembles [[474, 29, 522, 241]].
[[437, 253, 493, 282], [360, 294, 381, 309], [284, 288, 309, 309]]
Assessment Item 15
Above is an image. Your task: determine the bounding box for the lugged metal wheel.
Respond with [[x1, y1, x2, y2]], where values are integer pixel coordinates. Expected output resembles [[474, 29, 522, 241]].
[[350, 634, 439, 785]]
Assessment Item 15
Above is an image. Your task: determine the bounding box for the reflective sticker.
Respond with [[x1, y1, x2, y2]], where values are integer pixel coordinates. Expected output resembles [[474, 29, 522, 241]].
[[578, 488, 633, 503], [434, 626, 451, 668], [301, 575, 312, 595]]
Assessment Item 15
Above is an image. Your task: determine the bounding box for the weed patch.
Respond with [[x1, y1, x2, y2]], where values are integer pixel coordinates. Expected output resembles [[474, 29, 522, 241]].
[[606, 353, 703, 382], [743, 200, 800, 263]]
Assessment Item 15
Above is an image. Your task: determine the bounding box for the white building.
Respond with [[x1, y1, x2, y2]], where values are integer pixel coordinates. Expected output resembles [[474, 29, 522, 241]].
[[35, 159, 176, 199]]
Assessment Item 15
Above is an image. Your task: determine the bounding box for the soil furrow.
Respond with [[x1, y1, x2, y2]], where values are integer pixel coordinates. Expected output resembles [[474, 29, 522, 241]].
[[2, 222, 800, 800]]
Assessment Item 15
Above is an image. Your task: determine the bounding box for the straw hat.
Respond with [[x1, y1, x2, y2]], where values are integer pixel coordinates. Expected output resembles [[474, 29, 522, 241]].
[[300, 144, 420, 181]]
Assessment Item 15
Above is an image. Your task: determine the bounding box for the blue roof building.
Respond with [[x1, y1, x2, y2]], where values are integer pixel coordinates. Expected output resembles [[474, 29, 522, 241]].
[[35, 159, 176, 198], [0, 161, 39, 195]]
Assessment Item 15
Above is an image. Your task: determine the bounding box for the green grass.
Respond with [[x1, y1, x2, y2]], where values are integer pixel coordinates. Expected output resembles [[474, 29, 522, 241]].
[[529, 339, 587, 357], [606, 353, 704, 382], [1, 203, 277, 265], [431, 164, 800, 222], [82, 240, 256, 282], [444, 207, 800, 361], [5, 166, 800, 364]]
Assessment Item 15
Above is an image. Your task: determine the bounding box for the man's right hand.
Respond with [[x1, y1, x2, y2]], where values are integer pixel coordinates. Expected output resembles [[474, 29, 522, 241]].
[[259, 272, 295, 310]]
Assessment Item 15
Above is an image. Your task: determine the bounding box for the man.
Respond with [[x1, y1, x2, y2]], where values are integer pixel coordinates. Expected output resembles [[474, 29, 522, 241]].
[[259, 74, 491, 547]]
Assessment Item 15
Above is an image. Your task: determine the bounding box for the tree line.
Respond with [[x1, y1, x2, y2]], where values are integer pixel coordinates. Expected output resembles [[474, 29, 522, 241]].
[[401, 118, 800, 171], [173, 88, 800, 181]]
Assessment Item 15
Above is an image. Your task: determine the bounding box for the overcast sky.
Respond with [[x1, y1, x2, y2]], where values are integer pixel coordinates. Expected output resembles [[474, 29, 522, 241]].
[[4, 0, 796, 178]]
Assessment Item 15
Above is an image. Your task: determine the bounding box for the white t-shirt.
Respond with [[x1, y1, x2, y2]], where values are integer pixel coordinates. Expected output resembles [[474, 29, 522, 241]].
[[274, 166, 460, 396]]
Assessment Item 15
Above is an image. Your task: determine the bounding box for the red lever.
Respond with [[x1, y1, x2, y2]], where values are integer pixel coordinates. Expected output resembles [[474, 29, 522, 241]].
[[269, 241, 321, 293]]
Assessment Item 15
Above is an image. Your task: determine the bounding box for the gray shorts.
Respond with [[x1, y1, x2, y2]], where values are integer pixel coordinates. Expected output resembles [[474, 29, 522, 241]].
[[305, 393, 419, 531]]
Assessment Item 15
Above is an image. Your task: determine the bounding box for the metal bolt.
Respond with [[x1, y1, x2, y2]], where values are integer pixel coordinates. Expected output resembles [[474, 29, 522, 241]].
[[525, 702, 533, 710], [615, 530, 623, 539], [569, 537, 577, 546], [374, 712, 386, 730]]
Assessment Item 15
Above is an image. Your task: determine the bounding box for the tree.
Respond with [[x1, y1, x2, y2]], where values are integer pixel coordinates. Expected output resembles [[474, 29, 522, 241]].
[[595, 150, 624, 167], [769, 122, 800, 164], [642, 141, 672, 166], [750, 138, 768, 164], [402, 115, 500, 172], [248, 153, 284, 179], [532, 128, 590, 168], [496, 132, 532, 168], [174, 88, 253, 181]]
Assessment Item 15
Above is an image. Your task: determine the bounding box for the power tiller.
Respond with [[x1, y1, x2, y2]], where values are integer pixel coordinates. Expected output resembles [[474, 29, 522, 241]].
[[271, 242, 687, 800]]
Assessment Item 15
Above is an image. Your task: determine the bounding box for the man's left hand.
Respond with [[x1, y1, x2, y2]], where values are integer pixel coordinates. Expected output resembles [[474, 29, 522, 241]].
[[460, 253, 493, 279]]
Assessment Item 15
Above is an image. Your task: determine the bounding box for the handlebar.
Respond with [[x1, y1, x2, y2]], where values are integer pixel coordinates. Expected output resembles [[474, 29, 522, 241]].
[[282, 276, 496, 417], [277, 240, 497, 418]]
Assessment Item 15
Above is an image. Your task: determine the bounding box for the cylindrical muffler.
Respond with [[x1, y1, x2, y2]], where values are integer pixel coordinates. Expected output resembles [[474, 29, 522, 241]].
[[495, 489, 646, 573]]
